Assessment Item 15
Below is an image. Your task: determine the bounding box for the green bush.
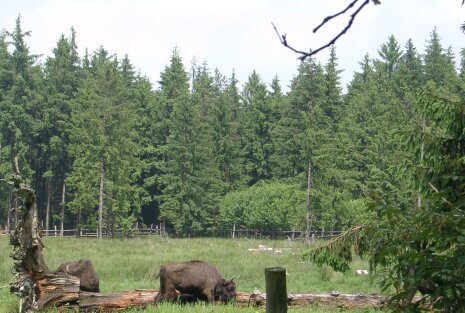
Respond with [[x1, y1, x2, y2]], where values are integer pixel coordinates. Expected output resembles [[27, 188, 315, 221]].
[[219, 181, 306, 231]]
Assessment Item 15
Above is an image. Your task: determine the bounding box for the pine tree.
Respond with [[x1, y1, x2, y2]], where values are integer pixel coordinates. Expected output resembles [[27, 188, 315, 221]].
[[377, 35, 402, 81], [1, 16, 43, 179], [156, 53, 222, 235], [0, 16, 45, 227], [42, 31, 82, 232], [424, 28, 457, 87], [0, 31, 15, 226], [133, 74, 160, 226], [67, 48, 140, 237], [211, 70, 246, 191], [239, 70, 274, 184]]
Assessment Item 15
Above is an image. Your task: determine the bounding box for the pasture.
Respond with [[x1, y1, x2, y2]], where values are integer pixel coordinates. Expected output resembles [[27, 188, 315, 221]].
[[0, 236, 381, 313]]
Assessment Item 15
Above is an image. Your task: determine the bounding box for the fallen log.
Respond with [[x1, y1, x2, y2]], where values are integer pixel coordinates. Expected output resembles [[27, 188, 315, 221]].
[[237, 291, 391, 309], [78, 290, 158, 311], [36, 274, 80, 308], [52, 289, 397, 311]]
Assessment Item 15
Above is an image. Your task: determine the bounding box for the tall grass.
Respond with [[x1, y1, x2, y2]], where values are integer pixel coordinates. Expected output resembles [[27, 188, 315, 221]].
[[0, 236, 381, 313]]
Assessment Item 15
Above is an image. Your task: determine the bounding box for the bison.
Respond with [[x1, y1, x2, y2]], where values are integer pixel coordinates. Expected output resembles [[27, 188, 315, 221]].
[[54, 259, 100, 292], [155, 260, 236, 304]]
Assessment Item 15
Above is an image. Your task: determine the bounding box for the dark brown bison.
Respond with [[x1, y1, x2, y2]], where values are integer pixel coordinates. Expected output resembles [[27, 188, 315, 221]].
[[155, 260, 236, 304], [55, 259, 100, 292]]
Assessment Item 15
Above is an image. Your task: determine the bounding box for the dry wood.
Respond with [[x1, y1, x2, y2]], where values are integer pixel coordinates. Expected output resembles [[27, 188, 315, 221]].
[[7, 162, 75, 313], [36, 274, 80, 308], [237, 291, 390, 309], [52, 290, 396, 311], [78, 289, 157, 311]]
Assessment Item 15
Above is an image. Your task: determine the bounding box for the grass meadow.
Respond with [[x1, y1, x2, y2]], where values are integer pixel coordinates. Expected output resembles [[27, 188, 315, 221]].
[[0, 236, 382, 313]]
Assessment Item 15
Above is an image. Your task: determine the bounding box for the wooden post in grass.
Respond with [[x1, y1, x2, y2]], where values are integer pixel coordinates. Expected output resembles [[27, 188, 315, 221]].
[[265, 267, 287, 313]]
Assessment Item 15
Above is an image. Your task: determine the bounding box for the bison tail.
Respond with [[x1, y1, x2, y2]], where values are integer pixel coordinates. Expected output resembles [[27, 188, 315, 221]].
[[155, 266, 166, 302]]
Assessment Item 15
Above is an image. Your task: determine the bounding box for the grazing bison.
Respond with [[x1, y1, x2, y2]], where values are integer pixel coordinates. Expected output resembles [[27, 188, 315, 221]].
[[55, 259, 100, 292], [155, 260, 236, 304]]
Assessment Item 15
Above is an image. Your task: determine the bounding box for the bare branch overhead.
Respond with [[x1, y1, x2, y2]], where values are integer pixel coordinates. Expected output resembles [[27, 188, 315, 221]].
[[273, 0, 379, 61]]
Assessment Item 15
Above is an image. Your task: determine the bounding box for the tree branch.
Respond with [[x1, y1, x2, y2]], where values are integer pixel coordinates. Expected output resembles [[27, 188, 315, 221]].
[[273, 0, 373, 61], [313, 0, 360, 33]]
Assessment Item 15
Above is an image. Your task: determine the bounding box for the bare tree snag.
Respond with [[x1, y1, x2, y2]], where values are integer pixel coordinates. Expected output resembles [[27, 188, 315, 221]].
[[6, 158, 81, 312], [8, 164, 50, 312]]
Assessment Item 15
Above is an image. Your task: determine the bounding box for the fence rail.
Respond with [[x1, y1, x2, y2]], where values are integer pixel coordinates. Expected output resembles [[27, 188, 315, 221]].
[[0, 225, 342, 240]]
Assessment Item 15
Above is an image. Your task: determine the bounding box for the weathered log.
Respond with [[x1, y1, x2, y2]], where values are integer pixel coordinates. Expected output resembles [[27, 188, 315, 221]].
[[78, 290, 158, 311], [36, 274, 80, 308], [237, 291, 390, 309], [51, 289, 399, 311]]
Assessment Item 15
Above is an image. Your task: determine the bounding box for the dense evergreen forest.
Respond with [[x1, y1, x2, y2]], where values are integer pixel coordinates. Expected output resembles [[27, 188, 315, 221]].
[[0, 16, 463, 238]]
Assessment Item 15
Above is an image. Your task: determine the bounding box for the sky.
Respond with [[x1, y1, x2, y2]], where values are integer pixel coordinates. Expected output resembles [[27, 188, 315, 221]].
[[0, 0, 464, 92]]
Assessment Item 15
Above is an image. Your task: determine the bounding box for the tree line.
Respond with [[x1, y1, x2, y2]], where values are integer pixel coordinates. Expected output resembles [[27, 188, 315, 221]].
[[0, 16, 462, 238]]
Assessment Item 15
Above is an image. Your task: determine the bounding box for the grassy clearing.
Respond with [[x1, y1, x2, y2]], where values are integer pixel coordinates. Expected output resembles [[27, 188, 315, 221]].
[[0, 236, 381, 313]]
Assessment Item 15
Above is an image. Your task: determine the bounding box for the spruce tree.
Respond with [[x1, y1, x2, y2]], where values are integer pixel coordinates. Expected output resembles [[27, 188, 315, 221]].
[[42, 31, 82, 232], [0, 16, 45, 225], [239, 70, 274, 184], [67, 48, 140, 237], [424, 28, 457, 87]]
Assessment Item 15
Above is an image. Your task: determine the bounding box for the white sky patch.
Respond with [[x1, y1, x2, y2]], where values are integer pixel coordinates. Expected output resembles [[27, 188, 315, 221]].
[[1, 0, 464, 92]]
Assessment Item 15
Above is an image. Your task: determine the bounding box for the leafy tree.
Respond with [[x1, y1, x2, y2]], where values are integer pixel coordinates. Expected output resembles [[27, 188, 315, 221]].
[[219, 181, 306, 232]]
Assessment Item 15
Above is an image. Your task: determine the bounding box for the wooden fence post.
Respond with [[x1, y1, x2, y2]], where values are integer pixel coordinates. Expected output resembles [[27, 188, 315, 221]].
[[265, 267, 287, 313]]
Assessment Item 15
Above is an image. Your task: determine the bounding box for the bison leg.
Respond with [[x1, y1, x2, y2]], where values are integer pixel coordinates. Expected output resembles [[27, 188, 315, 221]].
[[204, 288, 215, 303]]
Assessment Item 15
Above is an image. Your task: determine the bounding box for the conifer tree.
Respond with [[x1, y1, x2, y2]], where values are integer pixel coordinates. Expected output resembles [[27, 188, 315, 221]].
[[67, 48, 140, 237], [42, 31, 82, 232], [1, 16, 43, 180], [0, 16, 44, 226], [133, 74, 160, 225], [0, 31, 15, 226], [211, 70, 246, 191], [424, 28, 457, 87], [156, 50, 221, 235], [240, 70, 274, 184]]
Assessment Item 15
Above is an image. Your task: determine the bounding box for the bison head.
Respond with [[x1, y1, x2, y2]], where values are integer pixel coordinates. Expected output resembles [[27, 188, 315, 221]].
[[214, 278, 237, 303]]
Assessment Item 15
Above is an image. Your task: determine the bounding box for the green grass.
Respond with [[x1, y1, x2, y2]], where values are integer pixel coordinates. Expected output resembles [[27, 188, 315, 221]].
[[0, 236, 382, 313]]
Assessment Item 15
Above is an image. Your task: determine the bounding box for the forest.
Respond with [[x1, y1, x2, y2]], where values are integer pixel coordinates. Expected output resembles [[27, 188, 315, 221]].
[[0, 15, 463, 239]]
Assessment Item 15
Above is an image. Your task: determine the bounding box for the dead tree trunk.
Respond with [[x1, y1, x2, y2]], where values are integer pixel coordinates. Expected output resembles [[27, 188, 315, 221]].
[[6, 160, 81, 312], [60, 182, 65, 237], [8, 169, 50, 312]]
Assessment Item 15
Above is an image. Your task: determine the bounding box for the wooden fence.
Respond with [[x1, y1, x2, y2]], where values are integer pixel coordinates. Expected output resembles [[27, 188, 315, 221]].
[[0, 224, 342, 240]]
